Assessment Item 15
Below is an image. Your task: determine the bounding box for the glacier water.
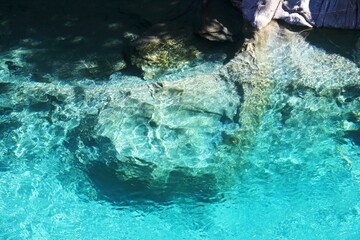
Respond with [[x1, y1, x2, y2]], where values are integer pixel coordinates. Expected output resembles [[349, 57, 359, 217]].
[[0, 22, 360, 239]]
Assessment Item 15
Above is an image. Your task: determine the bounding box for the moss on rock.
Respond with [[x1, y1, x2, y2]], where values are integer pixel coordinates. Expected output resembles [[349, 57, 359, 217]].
[[130, 24, 203, 79]]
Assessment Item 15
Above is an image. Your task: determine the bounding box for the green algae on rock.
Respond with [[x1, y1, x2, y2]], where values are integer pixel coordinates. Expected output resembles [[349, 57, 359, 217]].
[[130, 25, 203, 80]]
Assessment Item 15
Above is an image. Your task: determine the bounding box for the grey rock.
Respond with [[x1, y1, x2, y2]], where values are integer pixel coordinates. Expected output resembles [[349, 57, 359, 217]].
[[96, 74, 241, 174], [308, 0, 360, 29], [231, 0, 360, 29]]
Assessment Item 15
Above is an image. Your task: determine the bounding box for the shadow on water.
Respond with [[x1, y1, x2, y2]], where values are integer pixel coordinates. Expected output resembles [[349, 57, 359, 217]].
[[303, 28, 360, 60], [86, 161, 221, 205], [0, 0, 148, 79], [0, 162, 9, 172], [0, 83, 14, 94], [0, 0, 242, 80], [277, 21, 360, 61]]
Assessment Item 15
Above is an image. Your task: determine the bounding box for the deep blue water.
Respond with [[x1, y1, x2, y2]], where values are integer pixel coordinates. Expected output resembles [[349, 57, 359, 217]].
[[0, 21, 360, 239]]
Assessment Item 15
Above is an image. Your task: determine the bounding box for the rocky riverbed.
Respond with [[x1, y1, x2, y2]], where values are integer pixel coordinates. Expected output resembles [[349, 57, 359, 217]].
[[1, 1, 360, 239]]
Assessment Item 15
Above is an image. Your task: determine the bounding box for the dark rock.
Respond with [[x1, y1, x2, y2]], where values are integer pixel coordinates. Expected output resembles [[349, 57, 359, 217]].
[[28, 93, 64, 113], [30, 73, 51, 83], [5, 61, 22, 73], [0, 82, 13, 95], [0, 120, 21, 138], [344, 129, 360, 146], [195, 0, 243, 42], [0, 107, 13, 115], [28, 101, 56, 112], [73, 86, 86, 102], [303, 28, 360, 61], [197, 18, 235, 42], [64, 114, 99, 152], [280, 103, 293, 124]]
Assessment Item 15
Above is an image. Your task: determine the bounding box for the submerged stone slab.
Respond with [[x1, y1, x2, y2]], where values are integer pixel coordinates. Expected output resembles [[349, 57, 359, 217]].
[[220, 21, 360, 156], [96, 74, 241, 177], [222, 22, 360, 90]]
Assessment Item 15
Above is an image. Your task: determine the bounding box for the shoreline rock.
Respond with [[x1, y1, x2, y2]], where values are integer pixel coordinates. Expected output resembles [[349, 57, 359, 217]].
[[231, 0, 360, 30]]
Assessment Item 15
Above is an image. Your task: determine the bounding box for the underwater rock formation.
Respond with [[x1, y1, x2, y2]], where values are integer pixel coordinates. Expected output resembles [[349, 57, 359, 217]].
[[232, 0, 360, 29], [1, 1, 360, 206], [222, 21, 360, 92], [220, 21, 360, 153], [95, 74, 243, 187], [129, 24, 203, 79]]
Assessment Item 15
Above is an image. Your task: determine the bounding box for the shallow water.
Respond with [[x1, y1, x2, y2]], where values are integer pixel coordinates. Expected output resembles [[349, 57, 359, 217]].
[[1, 17, 360, 240]]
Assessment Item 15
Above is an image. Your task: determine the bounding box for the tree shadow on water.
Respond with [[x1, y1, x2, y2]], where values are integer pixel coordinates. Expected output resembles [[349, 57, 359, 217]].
[[303, 28, 360, 61], [0, 0, 243, 80]]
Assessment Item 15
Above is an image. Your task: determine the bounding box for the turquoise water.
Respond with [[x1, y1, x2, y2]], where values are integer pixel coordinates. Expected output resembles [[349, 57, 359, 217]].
[[1, 22, 360, 239]]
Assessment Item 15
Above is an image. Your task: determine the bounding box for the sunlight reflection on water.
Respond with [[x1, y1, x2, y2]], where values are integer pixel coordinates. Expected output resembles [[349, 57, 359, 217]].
[[0, 22, 360, 239]]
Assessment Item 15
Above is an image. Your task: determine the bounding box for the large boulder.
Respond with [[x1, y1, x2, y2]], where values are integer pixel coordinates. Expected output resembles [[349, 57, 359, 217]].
[[231, 0, 360, 29]]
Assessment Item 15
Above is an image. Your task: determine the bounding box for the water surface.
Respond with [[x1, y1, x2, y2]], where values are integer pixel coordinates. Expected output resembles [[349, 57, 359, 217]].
[[0, 10, 360, 240]]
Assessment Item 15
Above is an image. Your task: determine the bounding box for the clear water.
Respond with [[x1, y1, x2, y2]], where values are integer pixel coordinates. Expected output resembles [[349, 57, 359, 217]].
[[1, 22, 360, 239]]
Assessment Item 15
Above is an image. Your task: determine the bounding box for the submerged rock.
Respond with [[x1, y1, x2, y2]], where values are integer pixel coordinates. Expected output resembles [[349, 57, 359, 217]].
[[5, 61, 22, 73], [96, 74, 242, 181], [1, 14, 359, 206], [221, 21, 360, 154], [56, 74, 244, 202], [74, 56, 127, 79], [130, 23, 203, 79]]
